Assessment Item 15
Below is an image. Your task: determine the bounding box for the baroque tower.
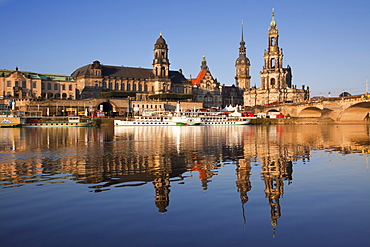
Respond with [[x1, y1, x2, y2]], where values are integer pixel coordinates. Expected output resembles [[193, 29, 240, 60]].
[[243, 9, 309, 106], [152, 33, 171, 93], [260, 9, 292, 90], [235, 22, 251, 90]]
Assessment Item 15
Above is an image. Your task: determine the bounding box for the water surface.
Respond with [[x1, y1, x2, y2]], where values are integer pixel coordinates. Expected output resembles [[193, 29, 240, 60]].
[[0, 125, 369, 246]]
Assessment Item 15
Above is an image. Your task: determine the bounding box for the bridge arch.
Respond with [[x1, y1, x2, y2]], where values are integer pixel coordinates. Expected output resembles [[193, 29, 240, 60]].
[[340, 102, 370, 121], [298, 107, 322, 118]]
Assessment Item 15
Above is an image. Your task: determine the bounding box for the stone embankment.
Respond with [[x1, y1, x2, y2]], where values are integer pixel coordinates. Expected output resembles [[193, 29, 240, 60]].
[[250, 118, 369, 125]]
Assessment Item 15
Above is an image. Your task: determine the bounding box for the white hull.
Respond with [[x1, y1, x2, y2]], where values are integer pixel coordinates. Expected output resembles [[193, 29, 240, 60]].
[[114, 120, 182, 126], [199, 119, 251, 126]]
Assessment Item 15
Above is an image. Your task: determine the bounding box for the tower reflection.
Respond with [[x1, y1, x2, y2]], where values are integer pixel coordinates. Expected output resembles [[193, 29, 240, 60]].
[[0, 125, 369, 218]]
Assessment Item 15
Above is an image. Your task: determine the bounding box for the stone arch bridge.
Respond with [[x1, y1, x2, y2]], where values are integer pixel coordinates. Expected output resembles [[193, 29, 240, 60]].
[[253, 96, 370, 122]]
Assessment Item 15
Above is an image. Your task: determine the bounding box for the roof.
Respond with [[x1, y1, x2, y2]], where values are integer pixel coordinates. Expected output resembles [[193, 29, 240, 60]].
[[0, 69, 75, 82], [188, 69, 207, 87], [71, 63, 188, 83], [71, 64, 152, 79]]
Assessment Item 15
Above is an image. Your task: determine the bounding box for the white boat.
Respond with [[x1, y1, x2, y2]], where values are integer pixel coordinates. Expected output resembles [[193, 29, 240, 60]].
[[114, 116, 186, 126], [198, 115, 251, 125]]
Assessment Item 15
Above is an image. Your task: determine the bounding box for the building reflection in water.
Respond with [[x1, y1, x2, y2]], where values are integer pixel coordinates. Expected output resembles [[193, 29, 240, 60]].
[[0, 125, 369, 221]]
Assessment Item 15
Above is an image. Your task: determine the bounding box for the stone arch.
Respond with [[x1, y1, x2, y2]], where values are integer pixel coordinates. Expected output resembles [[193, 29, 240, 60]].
[[298, 107, 322, 118], [97, 102, 114, 116], [340, 102, 370, 121]]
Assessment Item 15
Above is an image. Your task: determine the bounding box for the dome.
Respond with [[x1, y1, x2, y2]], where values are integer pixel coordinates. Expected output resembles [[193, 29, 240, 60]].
[[155, 32, 167, 45], [236, 56, 250, 65]]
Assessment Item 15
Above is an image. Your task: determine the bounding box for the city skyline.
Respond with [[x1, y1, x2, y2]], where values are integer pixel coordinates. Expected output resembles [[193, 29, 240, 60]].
[[0, 0, 368, 97]]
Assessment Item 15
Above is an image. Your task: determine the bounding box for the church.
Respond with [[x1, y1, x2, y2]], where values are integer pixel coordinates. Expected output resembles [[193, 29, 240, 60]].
[[237, 10, 310, 106], [71, 33, 192, 100]]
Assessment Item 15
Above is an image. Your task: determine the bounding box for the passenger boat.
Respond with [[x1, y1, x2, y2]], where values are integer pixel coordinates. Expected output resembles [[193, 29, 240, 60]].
[[198, 115, 251, 125], [114, 116, 186, 126], [22, 116, 93, 127], [180, 109, 251, 126]]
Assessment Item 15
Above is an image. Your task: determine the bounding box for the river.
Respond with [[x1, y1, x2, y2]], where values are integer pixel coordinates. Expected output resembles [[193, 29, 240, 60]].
[[0, 125, 369, 246]]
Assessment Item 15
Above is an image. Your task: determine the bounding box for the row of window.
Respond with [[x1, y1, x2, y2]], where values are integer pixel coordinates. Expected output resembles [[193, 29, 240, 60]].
[[132, 104, 163, 109], [97, 82, 149, 91], [6, 80, 73, 91], [41, 83, 73, 91]]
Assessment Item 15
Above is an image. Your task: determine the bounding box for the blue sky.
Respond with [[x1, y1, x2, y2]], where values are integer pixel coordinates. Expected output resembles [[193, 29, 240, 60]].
[[0, 0, 368, 96]]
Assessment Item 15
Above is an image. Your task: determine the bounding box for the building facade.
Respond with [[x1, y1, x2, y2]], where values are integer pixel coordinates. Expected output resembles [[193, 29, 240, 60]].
[[243, 10, 310, 106], [0, 68, 76, 100], [71, 34, 192, 100], [189, 56, 222, 108]]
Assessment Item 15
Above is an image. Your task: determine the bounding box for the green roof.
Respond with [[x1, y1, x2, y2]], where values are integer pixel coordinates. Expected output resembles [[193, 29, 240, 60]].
[[0, 69, 75, 82]]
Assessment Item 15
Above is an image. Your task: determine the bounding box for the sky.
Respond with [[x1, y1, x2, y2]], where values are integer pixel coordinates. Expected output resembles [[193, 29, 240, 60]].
[[0, 0, 368, 96]]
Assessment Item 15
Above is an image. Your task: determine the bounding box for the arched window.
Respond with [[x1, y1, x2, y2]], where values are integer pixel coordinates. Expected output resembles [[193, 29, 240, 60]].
[[271, 37, 275, 46], [270, 78, 276, 86], [127, 83, 131, 91], [144, 84, 148, 92], [138, 84, 142, 91], [271, 58, 275, 68]]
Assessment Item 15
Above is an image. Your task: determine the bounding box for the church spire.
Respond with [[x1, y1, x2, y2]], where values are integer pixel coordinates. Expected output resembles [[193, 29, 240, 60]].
[[239, 21, 246, 56]]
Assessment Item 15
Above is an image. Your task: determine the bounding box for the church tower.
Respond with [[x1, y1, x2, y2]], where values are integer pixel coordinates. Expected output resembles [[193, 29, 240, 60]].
[[260, 9, 292, 90], [235, 22, 251, 90], [151, 33, 171, 93], [153, 32, 170, 78]]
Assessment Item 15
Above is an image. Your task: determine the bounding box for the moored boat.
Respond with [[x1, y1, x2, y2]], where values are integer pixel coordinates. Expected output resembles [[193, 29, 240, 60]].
[[22, 116, 93, 127], [114, 115, 185, 126]]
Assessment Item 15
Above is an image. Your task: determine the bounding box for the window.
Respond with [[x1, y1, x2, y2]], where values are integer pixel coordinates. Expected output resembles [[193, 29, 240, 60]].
[[62, 84, 66, 90], [15, 81, 19, 87], [109, 83, 112, 90], [271, 78, 276, 86], [7, 81, 11, 87], [127, 83, 131, 91], [69, 85, 72, 90], [47, 83, 51, 90], [54, 84, 58, 90], [22, 81, 26, 88], [138, 84, 142, 91], [121, 83, 124, 90], [144, 85, 148, 91], [42, 83, 45, 90], [33, 82, 37, 88], [133, 84, 136, 91], [271, 58, 275, 68]]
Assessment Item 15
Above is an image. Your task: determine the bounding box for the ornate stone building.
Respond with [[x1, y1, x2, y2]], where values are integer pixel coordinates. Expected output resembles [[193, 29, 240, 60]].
[[0, 68, 76, 99], [243, 10, 310, 106], [71, 33, 192, 100], [189, 56, 222, 108]]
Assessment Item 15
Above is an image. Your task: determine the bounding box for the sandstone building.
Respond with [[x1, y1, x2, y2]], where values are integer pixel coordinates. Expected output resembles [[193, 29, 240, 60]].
[[242, 10, 310, 106], [189, 56, 222, 108], [71, 33, 192, 100], [0, 67, 76, 100]]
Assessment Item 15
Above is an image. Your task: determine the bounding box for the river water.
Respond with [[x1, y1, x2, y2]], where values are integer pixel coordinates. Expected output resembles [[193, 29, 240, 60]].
[[0, 125, 369, 246]]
